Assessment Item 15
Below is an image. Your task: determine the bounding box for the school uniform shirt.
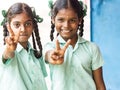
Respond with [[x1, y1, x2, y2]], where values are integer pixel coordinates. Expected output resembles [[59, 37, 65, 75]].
[[0, 42, 48, 90], [43, 35, 104, 90]]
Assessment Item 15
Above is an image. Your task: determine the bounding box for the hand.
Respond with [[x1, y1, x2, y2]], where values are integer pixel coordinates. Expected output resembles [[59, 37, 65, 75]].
[[49, 39, 71, 65], [3, 24, 20, 60], [5, 24, 20, 52]]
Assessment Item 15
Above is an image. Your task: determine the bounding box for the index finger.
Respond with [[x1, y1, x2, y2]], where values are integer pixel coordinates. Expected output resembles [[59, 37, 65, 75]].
[[62, 39, 71, 52], [14, 29, 20, 43], [7, 24, 15, 36], [55, 39, 60, 50]]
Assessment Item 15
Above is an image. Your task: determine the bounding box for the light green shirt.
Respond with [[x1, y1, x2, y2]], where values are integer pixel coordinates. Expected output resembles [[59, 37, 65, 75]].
[[0, 42, 48, 90], [43, 35, 104, 90]]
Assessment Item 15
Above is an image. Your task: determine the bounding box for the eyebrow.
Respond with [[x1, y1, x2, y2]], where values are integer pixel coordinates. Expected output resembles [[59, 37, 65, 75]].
[[12, 19, 33, 23], [26, 20, 33, 22]]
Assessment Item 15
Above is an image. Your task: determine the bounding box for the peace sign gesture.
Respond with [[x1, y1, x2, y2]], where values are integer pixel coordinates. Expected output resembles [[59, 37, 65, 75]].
[[5, 24, 20, 52], [46, 39, 71, 65]]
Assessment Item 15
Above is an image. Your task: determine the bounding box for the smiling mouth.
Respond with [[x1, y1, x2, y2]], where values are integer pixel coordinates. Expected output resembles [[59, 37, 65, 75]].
[[61, 30, 71, 34]]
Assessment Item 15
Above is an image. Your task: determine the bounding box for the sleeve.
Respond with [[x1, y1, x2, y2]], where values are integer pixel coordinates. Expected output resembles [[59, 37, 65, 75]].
[[0, 50, 17, 89], [0, 46, 16, 66], [91, 43, 104, 70], [0, 46, 6, 65], [39, 56, 48, 77]]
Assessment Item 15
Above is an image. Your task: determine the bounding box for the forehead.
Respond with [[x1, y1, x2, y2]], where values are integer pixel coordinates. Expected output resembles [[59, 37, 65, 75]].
[[56, 8, 78, 18], [11, 12, 32, 22]]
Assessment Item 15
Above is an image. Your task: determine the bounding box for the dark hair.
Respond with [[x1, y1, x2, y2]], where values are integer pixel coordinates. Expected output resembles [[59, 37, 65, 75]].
[[49, 0, 85, 41], [3, 2, 42, 58]]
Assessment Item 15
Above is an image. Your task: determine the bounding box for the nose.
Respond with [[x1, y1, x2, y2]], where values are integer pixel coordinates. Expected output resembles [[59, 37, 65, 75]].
[[63, 21, 69, 28], [20, 25, 25, 32]]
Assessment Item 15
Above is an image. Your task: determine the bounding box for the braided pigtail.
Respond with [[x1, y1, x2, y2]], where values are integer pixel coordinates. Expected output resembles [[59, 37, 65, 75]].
[[33, 21, 43, 58], [3, 24, 8, 45], [31, 7, 43, 58], [32, 32, 37, 50], [50, 21, 55, 41], [48, 0, 56, 41], [78, 18, 84, 37], [31, 32, 40, 58], [78, 0, 87, 37]]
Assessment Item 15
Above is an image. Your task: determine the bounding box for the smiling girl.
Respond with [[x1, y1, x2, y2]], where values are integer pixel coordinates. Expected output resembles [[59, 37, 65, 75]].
[[44, 0, 106, 90]]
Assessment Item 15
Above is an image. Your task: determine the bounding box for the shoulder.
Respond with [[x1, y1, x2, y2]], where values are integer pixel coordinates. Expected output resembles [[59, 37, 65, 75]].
[[78, 37, 101, 54], [85, 41, 101, 54], [78, 36, 99, 48], [86, 41, 99, 50]]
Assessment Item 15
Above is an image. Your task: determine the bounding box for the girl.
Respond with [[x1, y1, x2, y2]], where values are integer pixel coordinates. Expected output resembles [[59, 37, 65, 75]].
[[0, 2, 47, 90], [44, 0, 106, 90]]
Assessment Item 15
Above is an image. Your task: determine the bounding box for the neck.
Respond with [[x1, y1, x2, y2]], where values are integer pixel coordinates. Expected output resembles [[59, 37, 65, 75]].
[[70, 35, 78, 48], [19, 42, 28, 50], [63, 35, 78, 48]]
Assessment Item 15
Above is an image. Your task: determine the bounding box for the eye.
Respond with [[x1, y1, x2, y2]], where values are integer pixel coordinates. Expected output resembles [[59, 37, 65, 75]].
[[25, 21, 32, 27], [57, 18, 64, 23], [69, 19, 78, 23], [13, 23, 20, 28]]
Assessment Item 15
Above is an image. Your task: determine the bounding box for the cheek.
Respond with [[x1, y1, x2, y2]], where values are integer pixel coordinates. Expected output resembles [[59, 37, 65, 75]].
[[27, 29, 33, 34], [10, 25, 21, 35], [72, 23, 79, 29], [55, 27, 60, 33], [11, 28, 20, 35], [10, 25, 17, 32], [55, 23, 61, 30]]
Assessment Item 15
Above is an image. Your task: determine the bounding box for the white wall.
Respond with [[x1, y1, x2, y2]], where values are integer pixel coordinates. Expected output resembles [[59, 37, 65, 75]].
[[0, 0, 90, 90]]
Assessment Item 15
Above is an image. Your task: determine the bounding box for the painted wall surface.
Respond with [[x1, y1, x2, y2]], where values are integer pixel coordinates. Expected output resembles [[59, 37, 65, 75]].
[[91, 0, 120, 90]]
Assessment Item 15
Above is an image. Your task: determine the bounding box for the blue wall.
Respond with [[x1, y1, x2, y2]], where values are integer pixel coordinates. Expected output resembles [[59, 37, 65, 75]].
[[91, 0, 120, 90]]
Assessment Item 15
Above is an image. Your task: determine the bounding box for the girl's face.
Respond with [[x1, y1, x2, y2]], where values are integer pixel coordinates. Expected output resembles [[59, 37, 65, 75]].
[[10, 12, 33, 44], [52, 8, 81, 41]]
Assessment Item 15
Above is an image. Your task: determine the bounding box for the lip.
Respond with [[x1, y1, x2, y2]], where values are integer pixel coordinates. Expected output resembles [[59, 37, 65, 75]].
[[19, 33, 27, 36]]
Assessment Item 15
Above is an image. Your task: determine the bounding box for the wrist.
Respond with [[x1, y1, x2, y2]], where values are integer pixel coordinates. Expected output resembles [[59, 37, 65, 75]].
[[3, 53, 14, 59], [3, 49, 15, 60], [45, 50, 52, 63]]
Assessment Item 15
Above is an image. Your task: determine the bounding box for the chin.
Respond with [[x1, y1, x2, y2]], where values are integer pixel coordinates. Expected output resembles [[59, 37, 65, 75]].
[[62, 36, 70, 41], [19, 39, 28, 43]]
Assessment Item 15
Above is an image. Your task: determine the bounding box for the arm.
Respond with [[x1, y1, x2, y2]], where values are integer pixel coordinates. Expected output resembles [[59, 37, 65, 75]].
[[93, 67, 106, 90]]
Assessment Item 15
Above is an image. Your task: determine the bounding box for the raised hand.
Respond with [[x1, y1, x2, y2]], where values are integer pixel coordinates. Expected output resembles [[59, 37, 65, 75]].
[[48, 39, 71, 65], [2, 24, 20, 60], [5, 24, 20, 52]]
